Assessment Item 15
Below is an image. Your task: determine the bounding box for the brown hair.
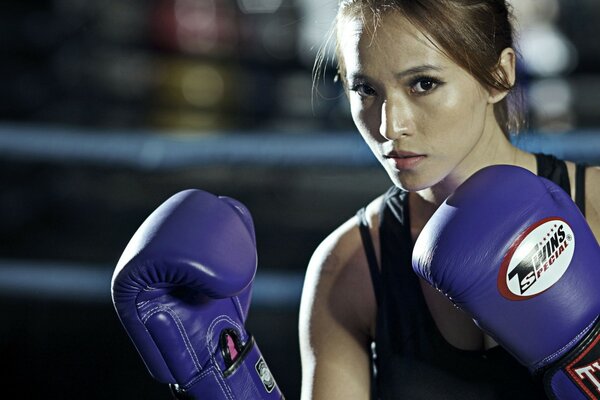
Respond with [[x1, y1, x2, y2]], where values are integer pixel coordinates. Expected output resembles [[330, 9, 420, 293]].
[[315, 0, 524, 136]]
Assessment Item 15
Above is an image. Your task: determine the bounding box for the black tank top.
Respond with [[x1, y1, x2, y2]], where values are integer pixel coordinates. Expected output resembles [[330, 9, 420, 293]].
[[357, 154, 588, 399]]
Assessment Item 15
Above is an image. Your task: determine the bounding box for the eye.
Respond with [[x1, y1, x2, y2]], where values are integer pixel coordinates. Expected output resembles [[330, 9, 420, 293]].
[[349, 83, 377, 98], [409, 76, 443, 95]]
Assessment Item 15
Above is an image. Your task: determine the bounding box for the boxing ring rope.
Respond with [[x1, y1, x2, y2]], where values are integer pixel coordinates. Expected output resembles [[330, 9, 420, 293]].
[[1, 123, 599, 169], [0, 259, 304, 308], [0, 122, 598, 305]]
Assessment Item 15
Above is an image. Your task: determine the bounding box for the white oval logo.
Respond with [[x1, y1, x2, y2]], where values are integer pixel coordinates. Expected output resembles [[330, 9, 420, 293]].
[[498, 218, 575, 300]]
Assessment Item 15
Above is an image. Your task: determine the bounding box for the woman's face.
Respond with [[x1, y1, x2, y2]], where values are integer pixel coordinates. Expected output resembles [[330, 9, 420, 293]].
[[338, 12, 501, 192]]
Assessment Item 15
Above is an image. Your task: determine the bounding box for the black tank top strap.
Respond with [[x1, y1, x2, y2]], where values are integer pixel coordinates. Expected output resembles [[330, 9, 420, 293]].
[[535, 152, 587, 217], [535, 153, 571, 195], [356, 206, 385, 400], [356, 207, 382, 308], [575, 162, 587, 215]]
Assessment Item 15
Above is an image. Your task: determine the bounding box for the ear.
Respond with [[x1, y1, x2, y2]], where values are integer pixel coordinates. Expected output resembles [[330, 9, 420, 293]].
[[488, 47, 516, 104]]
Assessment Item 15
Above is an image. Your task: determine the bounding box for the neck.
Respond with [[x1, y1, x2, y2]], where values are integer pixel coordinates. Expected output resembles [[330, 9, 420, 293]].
[[416, 114, 535, 207]]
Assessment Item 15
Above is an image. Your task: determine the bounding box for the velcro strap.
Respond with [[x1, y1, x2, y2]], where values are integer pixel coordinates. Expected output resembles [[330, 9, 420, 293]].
[[170, 334, 285, 400], [544, 318, 600, 399]]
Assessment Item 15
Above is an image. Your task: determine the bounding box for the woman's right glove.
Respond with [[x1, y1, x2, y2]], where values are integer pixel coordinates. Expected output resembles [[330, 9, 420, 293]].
[[111, 189, 284, 399]]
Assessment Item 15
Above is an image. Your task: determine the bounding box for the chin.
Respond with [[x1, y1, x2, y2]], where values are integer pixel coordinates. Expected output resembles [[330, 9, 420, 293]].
[[388, 173, 430, 192], [387, 167, 447, 193]]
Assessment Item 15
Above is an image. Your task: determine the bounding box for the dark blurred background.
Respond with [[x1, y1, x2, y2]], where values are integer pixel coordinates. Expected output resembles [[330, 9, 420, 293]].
[[0, 0, 599, 398]]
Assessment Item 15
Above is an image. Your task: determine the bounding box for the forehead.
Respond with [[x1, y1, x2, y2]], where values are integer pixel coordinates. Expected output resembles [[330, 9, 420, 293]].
[[338, 12, 450, 74]]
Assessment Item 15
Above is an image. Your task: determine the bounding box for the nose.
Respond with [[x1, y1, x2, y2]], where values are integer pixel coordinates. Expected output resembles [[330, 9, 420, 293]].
[[379, 99, 410, 140]]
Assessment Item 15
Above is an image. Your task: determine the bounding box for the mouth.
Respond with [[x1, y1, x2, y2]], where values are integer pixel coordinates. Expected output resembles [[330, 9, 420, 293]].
[[383, 151, 426, 170], [384, 150, 425, 159]]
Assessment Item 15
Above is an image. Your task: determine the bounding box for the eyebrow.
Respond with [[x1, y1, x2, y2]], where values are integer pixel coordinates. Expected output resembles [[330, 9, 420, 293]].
[[395, 64, 444, 79], [349, 64, 443, 83]]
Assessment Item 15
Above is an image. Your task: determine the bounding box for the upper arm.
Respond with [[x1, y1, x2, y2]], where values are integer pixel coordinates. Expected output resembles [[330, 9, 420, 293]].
[[298, 216, 376, 400], [583, 166, 600, 241]]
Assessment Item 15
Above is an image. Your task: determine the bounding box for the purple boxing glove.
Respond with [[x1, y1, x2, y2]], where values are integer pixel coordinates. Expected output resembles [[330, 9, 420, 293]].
[[412, 165, 600, 400], [111, 189, 284, 399]]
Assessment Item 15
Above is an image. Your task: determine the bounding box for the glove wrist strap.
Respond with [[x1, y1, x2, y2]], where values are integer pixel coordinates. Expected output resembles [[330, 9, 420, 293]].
[[544, 317, 600, 399], [170, 334, 284, 400]]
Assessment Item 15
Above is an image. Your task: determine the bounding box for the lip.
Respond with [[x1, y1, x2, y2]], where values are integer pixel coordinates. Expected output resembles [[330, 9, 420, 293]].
[[383, 151, 426, 170]]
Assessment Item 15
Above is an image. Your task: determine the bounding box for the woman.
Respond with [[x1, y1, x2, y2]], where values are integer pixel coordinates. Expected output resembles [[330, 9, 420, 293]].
[[298, 1, 600, 399]]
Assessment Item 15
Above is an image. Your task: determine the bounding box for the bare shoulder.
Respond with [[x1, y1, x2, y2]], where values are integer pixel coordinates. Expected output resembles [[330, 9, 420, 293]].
[[582, 165, 600, 240], [565, 162, 600, 240], [299, 194, 384, 337]]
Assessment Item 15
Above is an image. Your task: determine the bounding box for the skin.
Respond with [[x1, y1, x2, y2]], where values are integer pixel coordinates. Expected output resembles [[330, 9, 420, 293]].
[[299, 11, 600, 400]]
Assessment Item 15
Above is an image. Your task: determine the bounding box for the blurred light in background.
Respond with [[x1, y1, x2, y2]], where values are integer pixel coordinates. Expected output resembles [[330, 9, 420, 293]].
[[510, 0, 581, 133], [259, 14, 298, 60], [519, 25, 577, 77], [180, 64, 226, 108], [528, 78, 574, 132], [174, 0, 220, 54], [511, 0, 561, 31], [152, 0, 239, 56], [237, 0, 283, 14], [296, 0, 337, 67], [1, 0, 599, 132]]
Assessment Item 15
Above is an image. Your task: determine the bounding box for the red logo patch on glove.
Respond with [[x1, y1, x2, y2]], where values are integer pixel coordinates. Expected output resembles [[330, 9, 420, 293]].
[[498, 217, 575, 300]]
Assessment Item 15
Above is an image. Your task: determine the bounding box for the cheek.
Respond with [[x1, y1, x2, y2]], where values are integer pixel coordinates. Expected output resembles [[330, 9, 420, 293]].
[[349, 97, 363, 126], [350, 98, 382, 143], [423, 84, 488, 148]]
